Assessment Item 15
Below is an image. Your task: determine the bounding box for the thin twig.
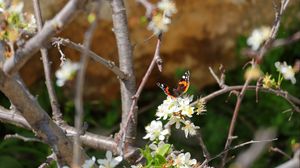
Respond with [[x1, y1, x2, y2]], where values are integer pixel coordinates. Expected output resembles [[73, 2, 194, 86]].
[[73, 2, 101, 167], [118, 34, 163, 156], [233, 128, 276, 168], [208, 138, 278, 164], [196, 129, 211, 160], [209, 66, 226, 88], [270, 146, 292, 159], [256, 0, 290, 62], [221, 74, 252, 167], [4, 133, 42, 142], [32, 0, 64, 125], [51, 38, 128, 80], [191, 85, 300, 109], [220, 1, 290, 165]]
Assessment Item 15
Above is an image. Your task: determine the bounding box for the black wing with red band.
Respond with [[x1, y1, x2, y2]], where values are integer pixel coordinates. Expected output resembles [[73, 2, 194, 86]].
[[157, 71, 190, 98]]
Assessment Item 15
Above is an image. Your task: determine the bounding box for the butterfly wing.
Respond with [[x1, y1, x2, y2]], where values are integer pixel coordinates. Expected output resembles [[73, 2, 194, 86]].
[[157, 82, 177, 98], [175, 71, 190, 96]]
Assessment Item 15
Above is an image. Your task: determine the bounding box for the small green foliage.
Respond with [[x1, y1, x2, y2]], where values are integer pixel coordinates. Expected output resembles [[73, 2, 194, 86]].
[[140, 144, 171, 168]]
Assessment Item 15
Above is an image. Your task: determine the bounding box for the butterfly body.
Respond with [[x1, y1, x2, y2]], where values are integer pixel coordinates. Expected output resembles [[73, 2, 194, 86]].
[[157, 71, 190, 98]]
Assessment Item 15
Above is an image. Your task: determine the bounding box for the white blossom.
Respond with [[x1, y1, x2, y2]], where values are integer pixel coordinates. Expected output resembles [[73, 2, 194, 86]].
[[82, 156, 96, 168], [178, 96, 195, 117], [182, 120, 199, 138], [131, 164, 143, 168], [55, 59, 80, 87], [275, 61, 296, 84], [158, 0, 177, 16], [167, 115, 183, 129], [143, 120, 170, 141], [148, 14, 171, 35], [97, 151, 122, 168], [247, 26, 271, 51], [156, 96, 179, 120], [171, 152, 197, 168]]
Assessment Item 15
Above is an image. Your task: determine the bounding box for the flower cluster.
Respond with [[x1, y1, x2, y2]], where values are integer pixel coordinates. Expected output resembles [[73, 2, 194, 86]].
[[153, 95, 204, 138], [55, 59, 80, 87], [247, 26, 271, 51], [262, 61, 298, 89], [148, 0, 177, 35], [137, 95, 204, 167], [0, 0, 37, 43]]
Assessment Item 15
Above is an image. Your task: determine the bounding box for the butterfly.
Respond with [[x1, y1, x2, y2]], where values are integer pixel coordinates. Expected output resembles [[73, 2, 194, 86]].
[[157, 71, 190, 98]]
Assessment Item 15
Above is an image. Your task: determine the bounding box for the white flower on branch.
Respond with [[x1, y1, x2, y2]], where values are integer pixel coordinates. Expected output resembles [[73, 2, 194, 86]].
[[178, 96, 195, 118], [82, 156, 96, 168], [156, 96, 179, 120], [55, 59, 80, 87], [143, 120, 170, 141], [158, 0, 177, 16], [275, 61, 296, 84], [148, 13, 171, 35], [97, 151, 123, 168], [182, 120, 199, 138], [247, 26, 271, 51], [167, 115, 183, 129], [170, 152, 197, 168]]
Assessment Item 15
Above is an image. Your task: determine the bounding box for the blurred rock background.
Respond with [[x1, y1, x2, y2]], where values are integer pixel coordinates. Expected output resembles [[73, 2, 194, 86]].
[[21, 0, 298, 100]]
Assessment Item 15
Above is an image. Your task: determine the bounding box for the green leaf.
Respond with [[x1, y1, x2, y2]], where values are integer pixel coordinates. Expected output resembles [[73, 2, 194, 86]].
[[156, 144, 171, 156], [140, 146, 152, 163]]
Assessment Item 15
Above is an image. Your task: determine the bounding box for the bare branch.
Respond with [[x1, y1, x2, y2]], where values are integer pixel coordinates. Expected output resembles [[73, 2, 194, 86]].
[[109, 0, 137, 152], [0, 107, 134, 156], [270, 146, 292, 159], [196, 129, 211, 160], [3, 0, 88, 76], [207, 137, 277, 165], [32, 0, 64, 125], [119, 35, 163, 154], [221, 69, 253, 167], [232, 128, 277, 168], [73, 2, 101, 166], [191, 85, 300, 113], [0, 70, 88, 165], [256, 0, 290, 62], [4, 133, 42, 142], [51, 38, 127, 80]]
